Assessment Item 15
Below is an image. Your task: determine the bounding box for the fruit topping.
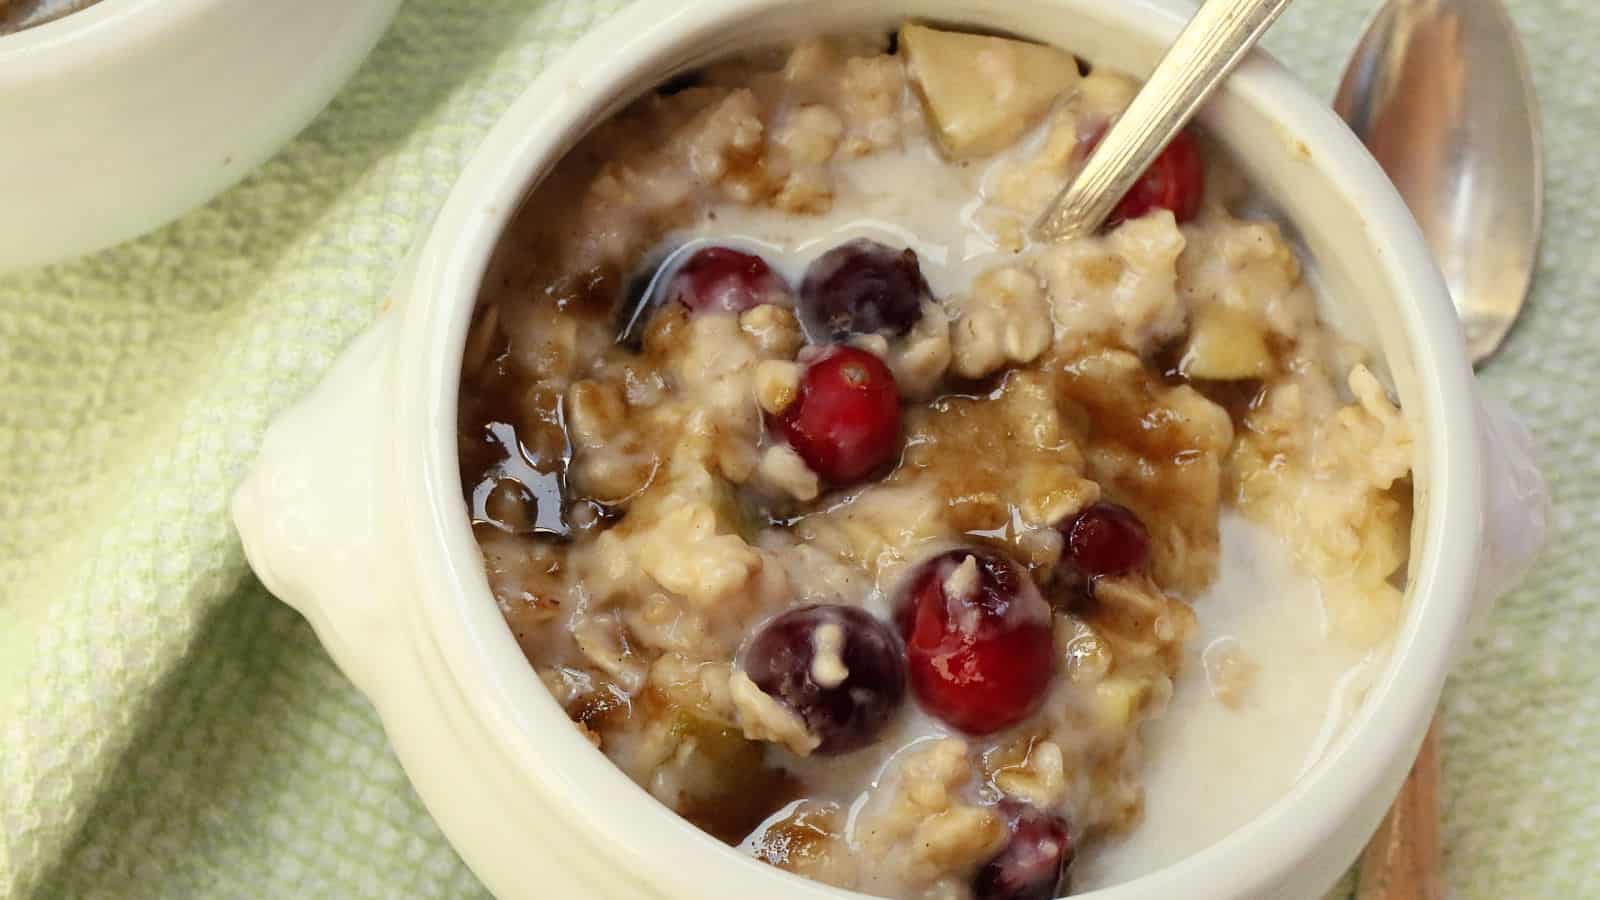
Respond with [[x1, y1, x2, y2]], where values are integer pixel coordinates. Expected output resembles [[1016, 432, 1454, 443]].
[[972, 802, 1074, 900], [773, 346, 903, 484], [895, 549, 1054, 734], [1103, 127, 1205, 227], [741, 605, 908, 755], [798, 239, 930, 341], [666, 245, 790, 314], [1060, 502, 1151, 579]]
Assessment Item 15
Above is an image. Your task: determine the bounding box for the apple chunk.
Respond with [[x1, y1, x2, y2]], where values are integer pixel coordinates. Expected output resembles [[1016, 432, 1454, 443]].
[[1178, 304, 1275, 380], [901, 24, 1082, 158]]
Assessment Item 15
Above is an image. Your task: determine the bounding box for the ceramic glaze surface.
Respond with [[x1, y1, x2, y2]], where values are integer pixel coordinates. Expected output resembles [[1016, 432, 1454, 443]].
[[0, 0, 402, 269]]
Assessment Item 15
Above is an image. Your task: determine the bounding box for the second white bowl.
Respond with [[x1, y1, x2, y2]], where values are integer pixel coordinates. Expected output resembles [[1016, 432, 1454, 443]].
[[0, 0, 401, 271]]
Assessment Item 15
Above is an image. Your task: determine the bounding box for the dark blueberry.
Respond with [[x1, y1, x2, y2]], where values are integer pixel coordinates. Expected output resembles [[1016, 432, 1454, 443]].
[[741, 604, 907, 755], [973, 803, 1074, 900], [798, 239, 930, 342]]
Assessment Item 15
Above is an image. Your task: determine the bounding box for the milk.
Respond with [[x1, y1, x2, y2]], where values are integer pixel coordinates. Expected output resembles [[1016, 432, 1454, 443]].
[[690, 134, 1385, 887]]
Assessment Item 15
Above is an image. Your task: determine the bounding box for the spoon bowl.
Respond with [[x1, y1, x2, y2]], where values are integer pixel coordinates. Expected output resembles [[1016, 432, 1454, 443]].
[[1334, 0, 1543, 365]]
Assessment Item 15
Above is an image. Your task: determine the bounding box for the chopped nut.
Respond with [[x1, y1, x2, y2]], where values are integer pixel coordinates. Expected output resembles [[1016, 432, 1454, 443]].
[[740, 304, 806, 357], [849, 333, 891, 358], [754, 359, 803, 415], [778, 105, 845, 166]]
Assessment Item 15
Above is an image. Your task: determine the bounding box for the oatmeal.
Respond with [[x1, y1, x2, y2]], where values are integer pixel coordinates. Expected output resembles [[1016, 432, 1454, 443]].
[[458, 25, 1412, 900]]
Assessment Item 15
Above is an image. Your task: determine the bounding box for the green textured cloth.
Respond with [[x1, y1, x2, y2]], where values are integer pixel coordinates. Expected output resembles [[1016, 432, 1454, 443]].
[[1, 1, 1593, 897]]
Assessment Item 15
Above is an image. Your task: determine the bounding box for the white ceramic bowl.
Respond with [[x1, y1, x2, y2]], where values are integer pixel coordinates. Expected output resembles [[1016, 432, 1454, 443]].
[[0, 0, 401, 271], [231, 0, 1546, 897]]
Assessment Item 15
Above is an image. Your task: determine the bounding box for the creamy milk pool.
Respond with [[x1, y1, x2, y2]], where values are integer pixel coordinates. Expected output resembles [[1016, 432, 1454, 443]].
[[1073, 514, 1381, 888], [686, 134, 1386, 886]]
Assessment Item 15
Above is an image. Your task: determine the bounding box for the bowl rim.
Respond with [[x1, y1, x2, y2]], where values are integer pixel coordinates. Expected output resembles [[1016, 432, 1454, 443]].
[[387, 0, 1483, 896]]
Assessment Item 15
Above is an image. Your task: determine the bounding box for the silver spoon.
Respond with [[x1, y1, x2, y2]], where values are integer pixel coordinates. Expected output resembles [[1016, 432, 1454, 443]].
[[1335, 1, 1542, 896], [1334, 0, 1543, 367], [1034, 0, 1294, 240]]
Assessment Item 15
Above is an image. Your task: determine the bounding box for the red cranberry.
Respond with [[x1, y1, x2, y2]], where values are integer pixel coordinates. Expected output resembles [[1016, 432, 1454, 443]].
[[775, 347, 902, 484], [1061, 502, 1151, 578], [798, 239, 930, 341], [665, 246, 789, 314], [973, 803, 1074, 900], [741, 604, 907, 754], [1083, 126, 1205, 227], [894, 548, 1054, 734], [1112, 127, 1204, 226]]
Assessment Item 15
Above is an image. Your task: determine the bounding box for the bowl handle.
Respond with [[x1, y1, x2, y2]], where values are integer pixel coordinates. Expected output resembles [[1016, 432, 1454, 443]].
[[1466, 383, 1549, 646], [231, 316, 405, 699]]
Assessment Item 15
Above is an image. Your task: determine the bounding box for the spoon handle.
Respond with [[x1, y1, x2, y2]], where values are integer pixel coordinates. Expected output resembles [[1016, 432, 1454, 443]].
[[1034, 0, 1293, 240], [1358, 718, 1444, 900]]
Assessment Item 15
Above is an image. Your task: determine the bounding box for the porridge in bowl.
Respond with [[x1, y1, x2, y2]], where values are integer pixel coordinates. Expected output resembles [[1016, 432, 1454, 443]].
[[457, 24, 1413, 899]]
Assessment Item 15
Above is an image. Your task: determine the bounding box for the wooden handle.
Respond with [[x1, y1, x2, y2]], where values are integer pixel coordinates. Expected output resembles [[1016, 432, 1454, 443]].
[[1357, 718, 1443, 900]]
